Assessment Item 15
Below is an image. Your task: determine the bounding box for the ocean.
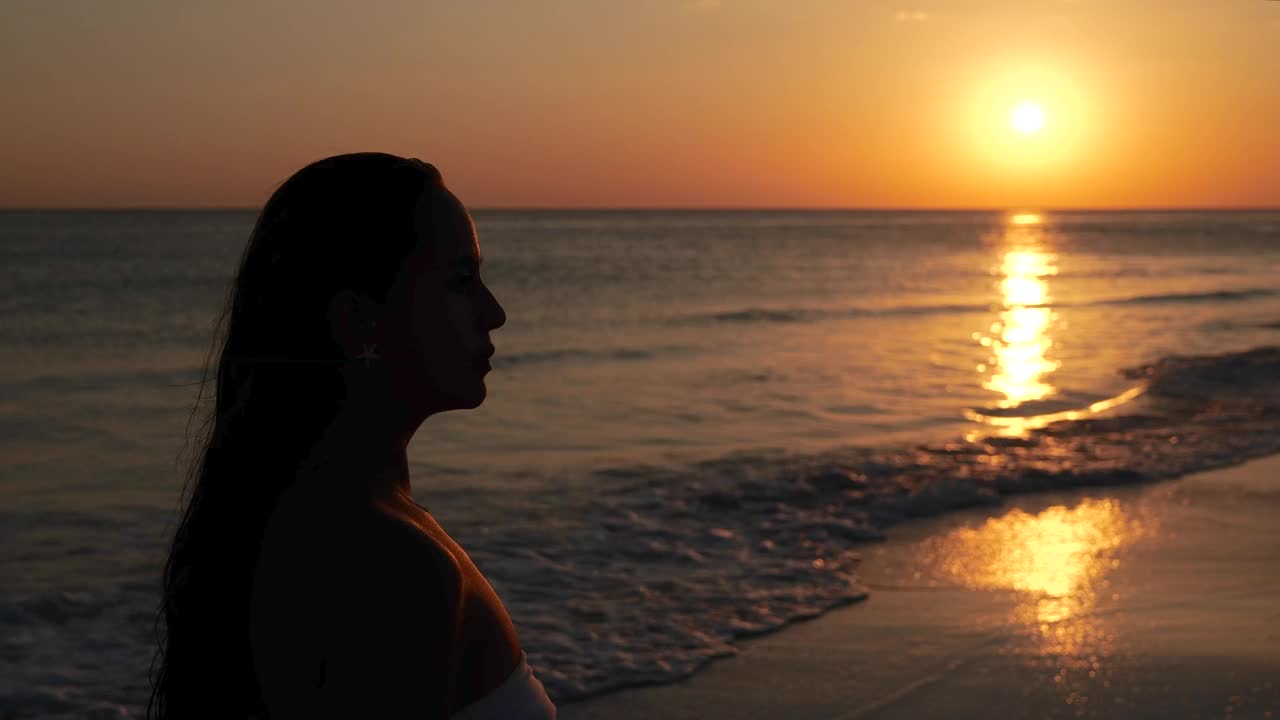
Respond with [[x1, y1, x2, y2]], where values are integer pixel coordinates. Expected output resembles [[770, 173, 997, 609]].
[[2, 209, 1279, 717]]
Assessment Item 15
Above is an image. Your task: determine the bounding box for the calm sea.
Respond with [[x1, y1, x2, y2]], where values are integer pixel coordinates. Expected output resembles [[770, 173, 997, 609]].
[[2, 209, 1279, 717]]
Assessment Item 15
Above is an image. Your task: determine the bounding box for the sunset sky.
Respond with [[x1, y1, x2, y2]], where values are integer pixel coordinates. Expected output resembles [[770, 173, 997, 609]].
[[2, 1, 1277, 209]]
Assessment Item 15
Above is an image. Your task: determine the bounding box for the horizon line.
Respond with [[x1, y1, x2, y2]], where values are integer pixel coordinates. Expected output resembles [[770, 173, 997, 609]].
[[2, 205, 1278, 213]]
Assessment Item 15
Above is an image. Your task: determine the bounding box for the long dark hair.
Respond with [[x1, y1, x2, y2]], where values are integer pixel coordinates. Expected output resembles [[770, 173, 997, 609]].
[[148, 153, 444, 719]]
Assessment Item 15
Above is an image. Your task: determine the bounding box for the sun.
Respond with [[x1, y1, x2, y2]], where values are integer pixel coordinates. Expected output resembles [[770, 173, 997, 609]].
[[1011, 102, 1046, 134]]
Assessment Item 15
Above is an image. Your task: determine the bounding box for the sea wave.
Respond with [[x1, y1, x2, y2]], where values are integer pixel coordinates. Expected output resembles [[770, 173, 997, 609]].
[[0, 584, 158, 719], [671, 302, 990, 325], [1096, 288, 1277, 306], [465, 346, 1280, 703], [671, 288, 1280, 326], [493, 344, 693, 368], [6, 348, 1278, 717]]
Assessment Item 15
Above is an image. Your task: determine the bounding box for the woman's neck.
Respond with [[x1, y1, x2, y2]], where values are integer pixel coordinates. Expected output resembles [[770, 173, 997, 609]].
[[298, 409, 414, 500]]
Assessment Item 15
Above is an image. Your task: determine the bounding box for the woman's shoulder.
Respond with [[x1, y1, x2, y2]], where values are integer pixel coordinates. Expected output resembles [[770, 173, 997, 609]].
[[311, 486, 463, 593], [271, 490, 467, 716], [253, 482, 469, 715], [353, 494, 464, 595], [262, 480, 463, 603]]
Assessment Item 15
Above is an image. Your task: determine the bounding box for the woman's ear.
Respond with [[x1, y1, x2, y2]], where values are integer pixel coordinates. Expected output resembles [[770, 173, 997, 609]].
[[327, 289, 381, 356]]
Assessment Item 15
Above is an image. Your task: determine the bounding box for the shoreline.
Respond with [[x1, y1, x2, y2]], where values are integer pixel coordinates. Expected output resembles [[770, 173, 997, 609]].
[[559, 453, 1280, 719]]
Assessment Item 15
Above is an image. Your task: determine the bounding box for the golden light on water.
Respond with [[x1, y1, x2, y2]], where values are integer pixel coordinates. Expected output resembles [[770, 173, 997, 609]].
[[968, 214, 1148, 437], [919, 499, 1143, 706], [967, 212, 1148, 436], [980, 215, 1060, 409], [927, 500, 1134, 601], [920, 499, 1148, 648]]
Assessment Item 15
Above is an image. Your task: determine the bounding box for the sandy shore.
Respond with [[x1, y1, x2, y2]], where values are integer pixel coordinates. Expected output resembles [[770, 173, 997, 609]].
[[559, 455, 1280, 720]]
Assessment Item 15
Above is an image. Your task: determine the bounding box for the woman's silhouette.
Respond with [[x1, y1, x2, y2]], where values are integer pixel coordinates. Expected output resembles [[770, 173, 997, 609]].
[[148, 153, 556, 719]]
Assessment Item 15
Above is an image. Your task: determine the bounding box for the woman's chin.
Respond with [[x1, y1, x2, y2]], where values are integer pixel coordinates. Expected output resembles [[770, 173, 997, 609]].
[[416, 371, 489, 411], [451, 382, 487, 410]]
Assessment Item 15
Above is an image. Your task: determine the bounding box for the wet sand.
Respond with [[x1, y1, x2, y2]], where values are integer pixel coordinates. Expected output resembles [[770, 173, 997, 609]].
[[559, 454, 1280, 719]]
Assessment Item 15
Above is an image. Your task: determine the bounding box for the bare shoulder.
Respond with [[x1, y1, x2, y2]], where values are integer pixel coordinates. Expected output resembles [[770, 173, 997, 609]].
[[321, 495, 465, 638], [342, 496, 461, 580], [262, 482, 462, 599], [314, 495, 465, 717]]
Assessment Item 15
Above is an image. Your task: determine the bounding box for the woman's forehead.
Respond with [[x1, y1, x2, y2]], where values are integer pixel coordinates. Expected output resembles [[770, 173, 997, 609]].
[[413, 190, 479, 265]]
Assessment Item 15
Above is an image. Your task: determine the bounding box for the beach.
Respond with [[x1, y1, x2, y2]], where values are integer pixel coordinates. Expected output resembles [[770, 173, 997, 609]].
[[560, 454, 1280, 720], [2, 209, 1278, 717], [4, 0, 1280, 715]]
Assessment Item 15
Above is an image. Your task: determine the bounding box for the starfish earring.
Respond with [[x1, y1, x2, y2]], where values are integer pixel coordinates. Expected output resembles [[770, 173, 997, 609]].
[[356, 343, 380, 369]]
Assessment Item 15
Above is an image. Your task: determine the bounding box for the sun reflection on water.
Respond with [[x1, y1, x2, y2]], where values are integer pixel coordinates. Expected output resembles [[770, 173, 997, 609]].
[[919, 498, 1148, 653], [986, 215, 1059, 407], [970, 213, 1062, 435], [987, 250, 1059, 405], [914, 498, 1154, 710]]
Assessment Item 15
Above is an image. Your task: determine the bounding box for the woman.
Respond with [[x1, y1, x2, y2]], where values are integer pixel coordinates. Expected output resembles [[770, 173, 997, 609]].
[[149, 153, 556, 719]]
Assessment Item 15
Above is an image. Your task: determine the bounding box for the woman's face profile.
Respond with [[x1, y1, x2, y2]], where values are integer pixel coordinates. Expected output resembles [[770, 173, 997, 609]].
[[381, 188, 506, 414]]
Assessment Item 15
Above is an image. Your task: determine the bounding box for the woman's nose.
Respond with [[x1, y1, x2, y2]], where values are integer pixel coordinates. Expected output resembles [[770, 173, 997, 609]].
[[486, 288, 506, 330]]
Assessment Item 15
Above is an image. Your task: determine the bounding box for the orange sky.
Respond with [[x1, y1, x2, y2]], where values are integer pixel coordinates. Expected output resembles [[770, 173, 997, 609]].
[[2, 1, 1277, 209]]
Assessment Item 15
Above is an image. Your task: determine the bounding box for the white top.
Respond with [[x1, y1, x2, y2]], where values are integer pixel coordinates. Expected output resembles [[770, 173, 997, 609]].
[[448, 652, 557, 720]]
